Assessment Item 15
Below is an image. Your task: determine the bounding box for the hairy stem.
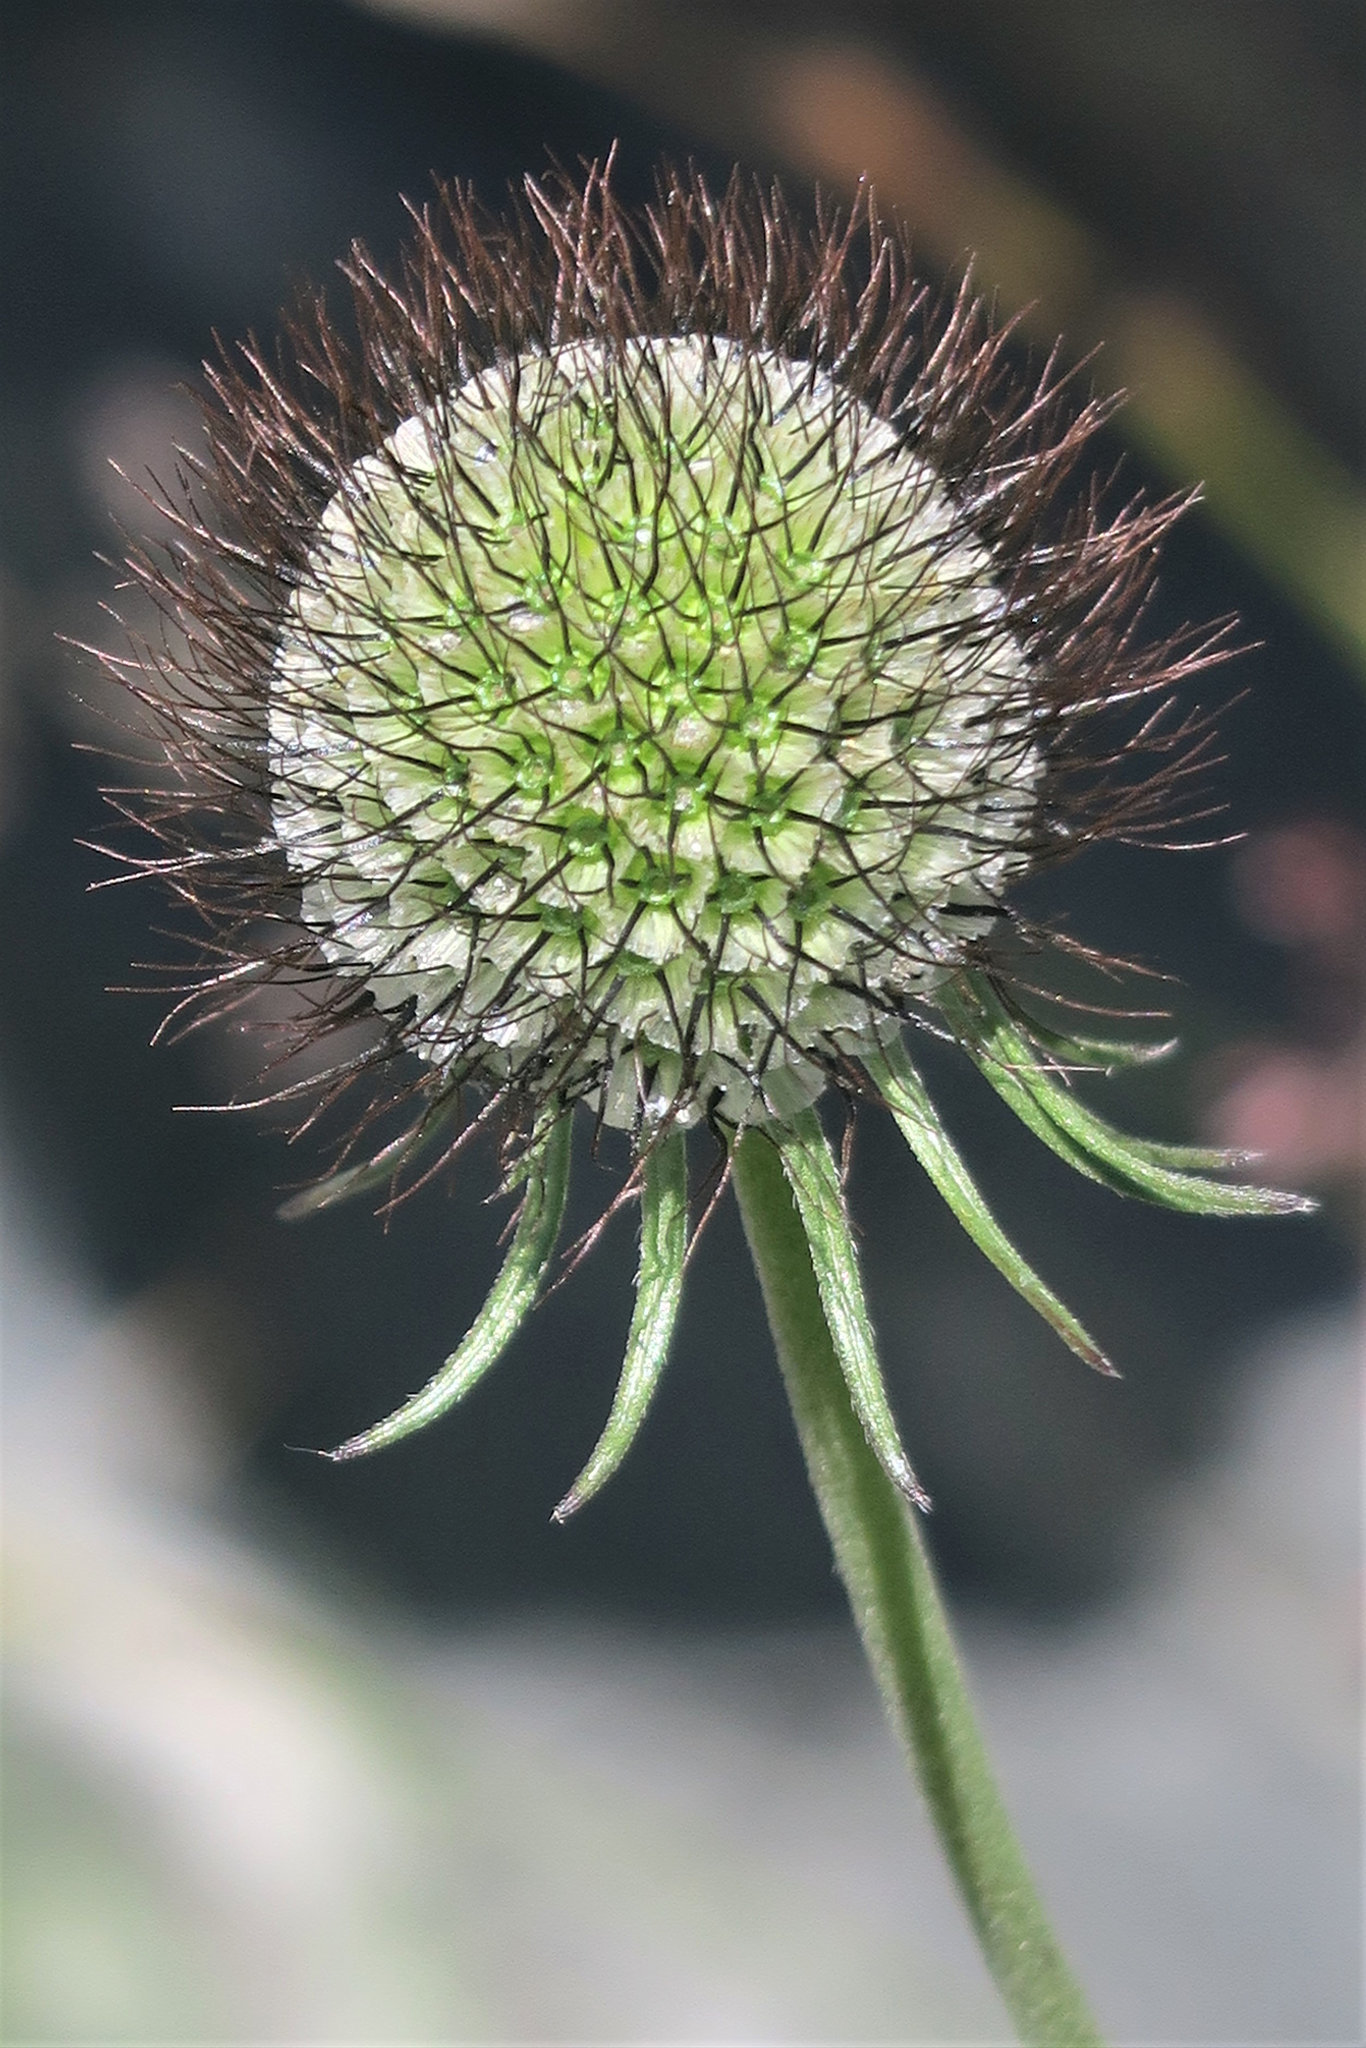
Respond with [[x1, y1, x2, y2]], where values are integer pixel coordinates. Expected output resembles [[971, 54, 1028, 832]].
[[731, 1126, 1103, 2048]]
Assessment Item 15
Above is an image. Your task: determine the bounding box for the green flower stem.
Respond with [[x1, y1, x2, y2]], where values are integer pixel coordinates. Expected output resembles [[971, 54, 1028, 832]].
[[731, 1126, 1103, 2048]]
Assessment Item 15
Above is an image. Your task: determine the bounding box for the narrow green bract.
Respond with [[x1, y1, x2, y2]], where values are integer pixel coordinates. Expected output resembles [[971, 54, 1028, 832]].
[[865, 1035, 1114, 1373], [946, 974, 1316, 1216], [554, 1127, 688, 1520], [325, 1113, 572, 1459], [777, 1108, 930, 1508]]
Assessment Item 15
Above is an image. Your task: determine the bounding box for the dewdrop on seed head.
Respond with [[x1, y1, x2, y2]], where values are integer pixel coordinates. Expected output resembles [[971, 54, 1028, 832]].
[[268, 335, 1042, 1135], [105, 161, 1311, 1511]]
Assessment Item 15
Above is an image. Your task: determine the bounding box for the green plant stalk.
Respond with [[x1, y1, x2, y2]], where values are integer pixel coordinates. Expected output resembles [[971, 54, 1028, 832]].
[[731, 1126, 1103, 2048]]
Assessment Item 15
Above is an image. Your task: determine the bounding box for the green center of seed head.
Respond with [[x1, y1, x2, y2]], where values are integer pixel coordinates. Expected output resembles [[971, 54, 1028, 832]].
[[269, 335, 1042, 1128]]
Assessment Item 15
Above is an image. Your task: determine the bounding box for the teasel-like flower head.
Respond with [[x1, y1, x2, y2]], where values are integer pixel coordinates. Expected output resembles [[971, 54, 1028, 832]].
[[102, 159, 1310, 1517]]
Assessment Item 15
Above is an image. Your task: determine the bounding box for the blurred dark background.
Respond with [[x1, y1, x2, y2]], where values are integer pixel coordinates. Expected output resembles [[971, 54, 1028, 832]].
[[2, 0, 1362, 1625]]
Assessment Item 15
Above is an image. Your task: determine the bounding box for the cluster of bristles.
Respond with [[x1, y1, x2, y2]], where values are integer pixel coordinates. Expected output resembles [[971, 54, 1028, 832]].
[[100, 160, 1304, 1514]]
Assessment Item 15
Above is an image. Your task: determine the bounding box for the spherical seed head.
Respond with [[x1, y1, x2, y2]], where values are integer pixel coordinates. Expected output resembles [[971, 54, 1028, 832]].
[[272, 335, 1039, 1128], [94, 163, 1289, 1521], [109, 161, 1222, 1158]]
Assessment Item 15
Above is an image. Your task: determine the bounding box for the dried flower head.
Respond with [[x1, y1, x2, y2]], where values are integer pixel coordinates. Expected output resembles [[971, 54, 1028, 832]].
[[103, 160, 1308, 1514]]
